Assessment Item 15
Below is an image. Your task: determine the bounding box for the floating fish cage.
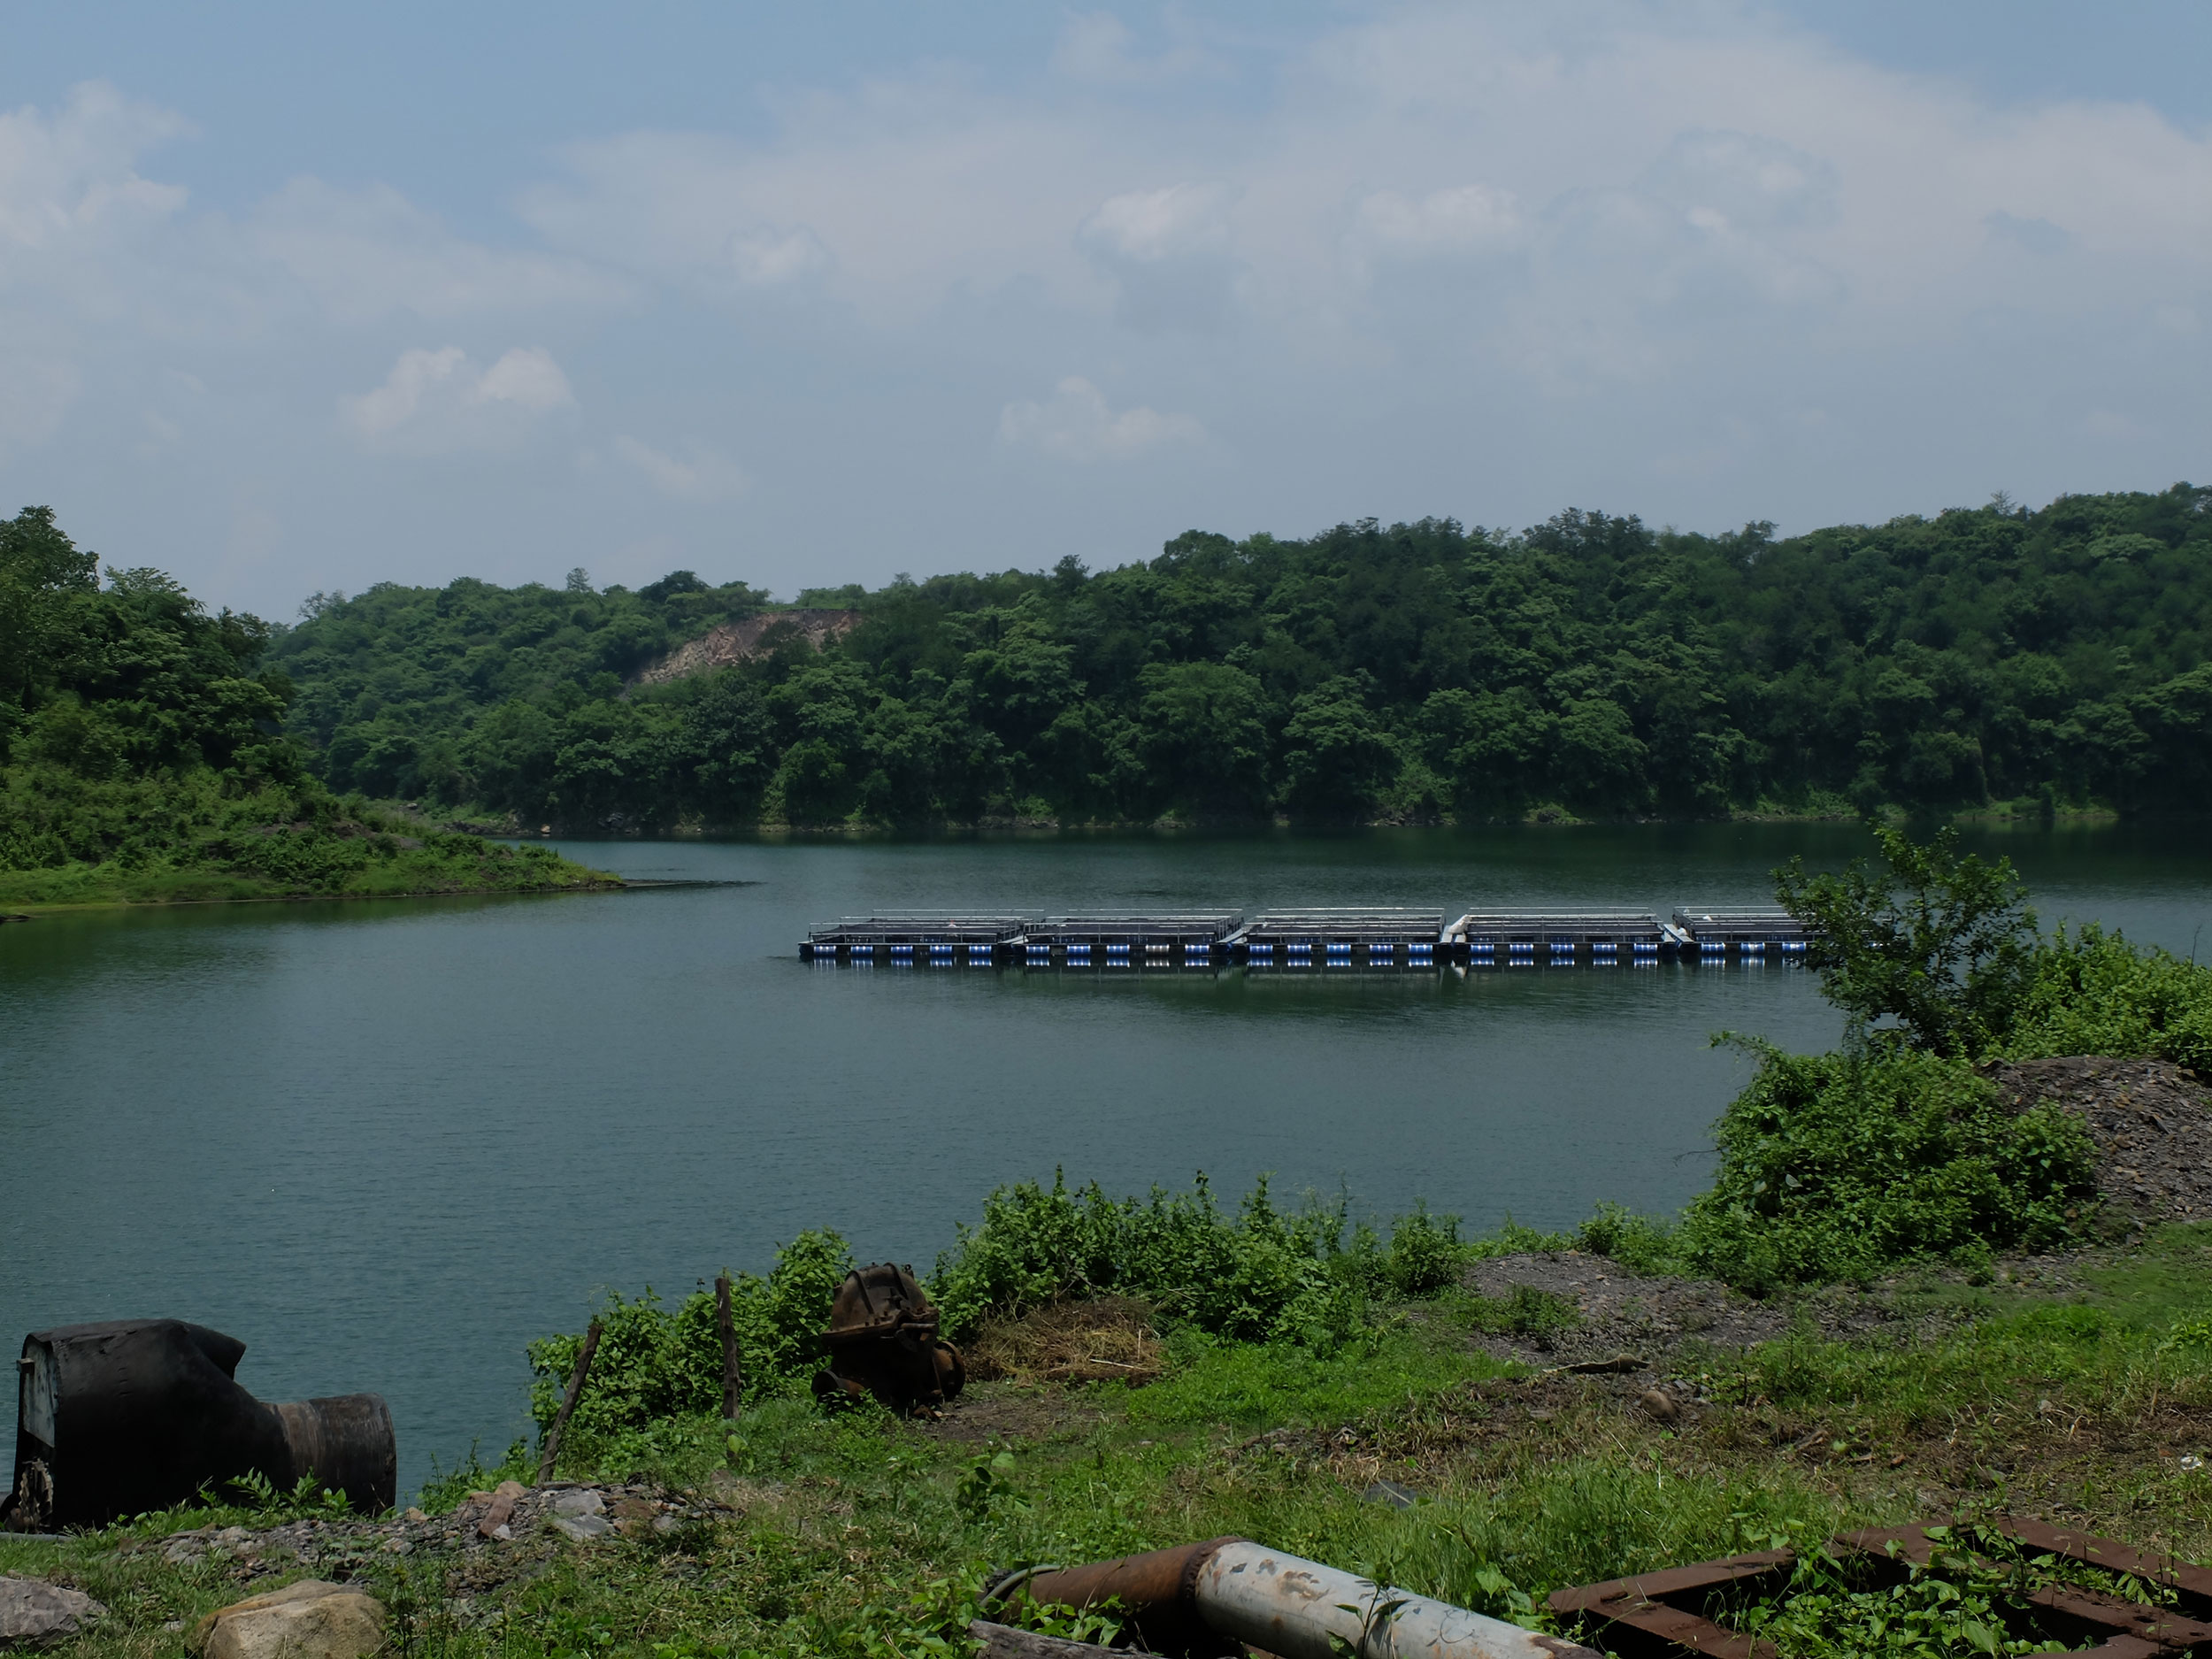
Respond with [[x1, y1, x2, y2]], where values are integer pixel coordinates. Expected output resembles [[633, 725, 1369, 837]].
[[802, 915, 1036, 966], [1021, 912, 1242, 969], [799, 903, 1814, 971], [1448, 911, 1682, 968], [1236, 909, 1445, 970], [1671, 908, 1813, 961]]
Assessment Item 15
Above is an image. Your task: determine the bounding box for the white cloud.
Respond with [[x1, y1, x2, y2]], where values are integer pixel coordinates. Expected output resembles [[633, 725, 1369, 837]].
[[1079, 181, 1234, 265], [1078, 181, 1241, 331], [0, 81, 188, 256], [1356, 185, 1524, 255], [998, 376, 1203, 462], [4, 7, 2212, 617], [474, 345, 575, 411], [730, 226, 828, 287], [613, 434, 749, 500], [251, 179, 626, 323], [340, 345, 575, 448], [1051, 12, 1212, 85]]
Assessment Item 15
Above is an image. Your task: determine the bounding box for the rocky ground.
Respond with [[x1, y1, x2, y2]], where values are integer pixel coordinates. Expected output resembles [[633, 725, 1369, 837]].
[[128, 1479, 727, 1591], [1992, 1056, 2212, 1225]]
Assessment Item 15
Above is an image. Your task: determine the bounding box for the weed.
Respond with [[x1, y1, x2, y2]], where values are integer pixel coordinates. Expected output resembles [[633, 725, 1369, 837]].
[[1678, 1041, 2097, 1292]]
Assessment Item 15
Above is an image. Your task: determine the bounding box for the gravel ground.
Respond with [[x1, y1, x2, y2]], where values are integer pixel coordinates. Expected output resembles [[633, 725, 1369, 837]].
[[1990, 1056, 2212, 1225], [127, 1479, 727, 1587], [1445, 1055, 2212, 1373]]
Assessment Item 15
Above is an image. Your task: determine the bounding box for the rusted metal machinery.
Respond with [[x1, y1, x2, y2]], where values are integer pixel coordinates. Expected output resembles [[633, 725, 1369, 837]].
[[995, 1537, 1599, 1659], [2, 1319, 395, 1530], [810, 1263, 964, 1416], [1549, 1517, 2212, 1658]]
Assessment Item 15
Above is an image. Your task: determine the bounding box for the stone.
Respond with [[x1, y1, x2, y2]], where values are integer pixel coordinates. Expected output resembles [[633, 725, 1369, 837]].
[[476, 1480, 526, 1540], [550, 1490, 604, 1517], [188, 1581, 384, 1659], [551, 1514, 611, 1542], [0, 1578, 106, 1650]]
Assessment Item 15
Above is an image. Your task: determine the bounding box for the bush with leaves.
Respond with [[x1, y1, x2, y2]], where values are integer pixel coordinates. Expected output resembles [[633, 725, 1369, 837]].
[[527, 1230, 855, 1439], [927, 1171, 1364, 1347], [1998, 923, 2212, 1071], [1677, 1043, 2097, 1292]]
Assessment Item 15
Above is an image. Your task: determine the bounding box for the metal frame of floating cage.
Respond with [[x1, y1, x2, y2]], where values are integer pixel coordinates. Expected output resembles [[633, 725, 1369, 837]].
[[800, 915, 1037, 964], [1450, 912, 1671, 968], [1237, 909, 1446, 969], [1671, 909, 1812, 962], [1021, 913, 1240, 969]]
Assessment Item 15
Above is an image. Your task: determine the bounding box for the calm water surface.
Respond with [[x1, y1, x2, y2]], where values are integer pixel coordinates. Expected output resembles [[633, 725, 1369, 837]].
[[3, 822, 2207, 1494]]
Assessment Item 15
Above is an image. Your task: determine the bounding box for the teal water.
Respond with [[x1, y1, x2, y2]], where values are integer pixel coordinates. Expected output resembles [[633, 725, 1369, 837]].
[[3, 822, 2207, 1496]]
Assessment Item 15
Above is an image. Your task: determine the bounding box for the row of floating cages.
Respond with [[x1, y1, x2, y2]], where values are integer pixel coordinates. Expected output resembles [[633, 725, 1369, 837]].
[[1671, 908, 1812, 960], [1021, 912, 1241, 967], [801, 907, 1816, 967], [1236, 908, 1445, 970], [1448, 910, 1677, 968], [801, 915, 1034, 965]]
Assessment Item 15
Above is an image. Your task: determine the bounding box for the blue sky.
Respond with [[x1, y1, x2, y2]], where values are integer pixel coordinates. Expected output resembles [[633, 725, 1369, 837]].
[[3, 2, 2207, 616]]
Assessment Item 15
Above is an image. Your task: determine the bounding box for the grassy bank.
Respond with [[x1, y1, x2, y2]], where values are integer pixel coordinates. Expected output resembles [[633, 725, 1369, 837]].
[[7, 837, 2211, 1655], [6, 1223, 2212, 1659]]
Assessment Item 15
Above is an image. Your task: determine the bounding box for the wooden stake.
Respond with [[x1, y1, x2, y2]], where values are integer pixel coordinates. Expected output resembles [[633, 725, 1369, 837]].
[[536, 1317, 601, 1485], [715, 1274, 743, 1420]]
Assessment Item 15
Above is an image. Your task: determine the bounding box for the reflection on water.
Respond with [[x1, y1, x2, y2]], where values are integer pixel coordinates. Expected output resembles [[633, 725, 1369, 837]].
[[2, 820, 2206, 1493]]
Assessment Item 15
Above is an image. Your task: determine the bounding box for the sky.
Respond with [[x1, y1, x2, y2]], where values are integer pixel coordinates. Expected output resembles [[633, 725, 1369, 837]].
[[2, 2, 2208, 618]]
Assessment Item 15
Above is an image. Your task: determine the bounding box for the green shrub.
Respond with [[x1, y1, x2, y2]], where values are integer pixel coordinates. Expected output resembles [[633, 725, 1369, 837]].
[[1575, 1202, 1681, 1276], [2001, 924, 2212, 1071], [1678, 1044, 2098, 1292], [928, 1171, 1363, 1348], [1464, 1285, 1581, 1344], [527, 1229, 856, 1439]]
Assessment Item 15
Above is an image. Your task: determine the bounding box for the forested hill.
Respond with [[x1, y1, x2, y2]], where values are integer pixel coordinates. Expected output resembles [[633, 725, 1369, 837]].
[[270, 487, 2212, 829], [0, 507, 611, 905]]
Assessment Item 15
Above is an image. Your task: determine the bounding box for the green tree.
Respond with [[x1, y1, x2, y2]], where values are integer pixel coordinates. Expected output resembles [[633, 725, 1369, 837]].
[[1135, 662, 1269, 816], [1777, 825, 2039, 1056]]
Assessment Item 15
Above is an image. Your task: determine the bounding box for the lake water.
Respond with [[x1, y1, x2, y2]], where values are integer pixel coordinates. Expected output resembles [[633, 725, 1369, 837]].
[[3, 821, 2207, 1497]]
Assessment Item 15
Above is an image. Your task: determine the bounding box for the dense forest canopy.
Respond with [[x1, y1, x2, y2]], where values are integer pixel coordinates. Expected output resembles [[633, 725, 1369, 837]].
[[265, 486, 2212, 829], [0, 507, 602, 900]]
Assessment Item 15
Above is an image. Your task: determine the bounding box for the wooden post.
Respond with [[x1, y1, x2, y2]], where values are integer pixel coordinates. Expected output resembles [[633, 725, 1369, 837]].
[[536, 1317, 601, 1485], [715, 1274, 743, 1420]]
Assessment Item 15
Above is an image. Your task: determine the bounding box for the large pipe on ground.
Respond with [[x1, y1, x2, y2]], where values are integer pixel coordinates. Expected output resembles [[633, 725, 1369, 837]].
[[1000, 1538, 1600, 1659], [3, 1319, 395, 1530]]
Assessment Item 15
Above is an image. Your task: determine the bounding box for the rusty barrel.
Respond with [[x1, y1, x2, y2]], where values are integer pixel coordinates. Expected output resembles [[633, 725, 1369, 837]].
[[4, 1319, 395, 1530]]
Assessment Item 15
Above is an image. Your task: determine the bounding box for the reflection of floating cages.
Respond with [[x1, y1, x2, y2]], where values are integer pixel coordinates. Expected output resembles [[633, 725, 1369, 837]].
[[1551, 1518, 2212, 1659], [810, 1263, 964, 1417]]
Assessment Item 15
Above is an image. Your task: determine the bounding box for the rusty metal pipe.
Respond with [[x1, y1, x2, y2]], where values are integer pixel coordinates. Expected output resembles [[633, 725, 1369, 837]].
[[1010, 1539, 1597, 1659]]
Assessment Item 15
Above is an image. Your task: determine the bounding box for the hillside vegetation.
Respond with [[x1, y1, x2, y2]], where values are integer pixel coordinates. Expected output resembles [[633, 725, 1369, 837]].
[[0, 508, 612, 907], [269, 486, 2212, 827]]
